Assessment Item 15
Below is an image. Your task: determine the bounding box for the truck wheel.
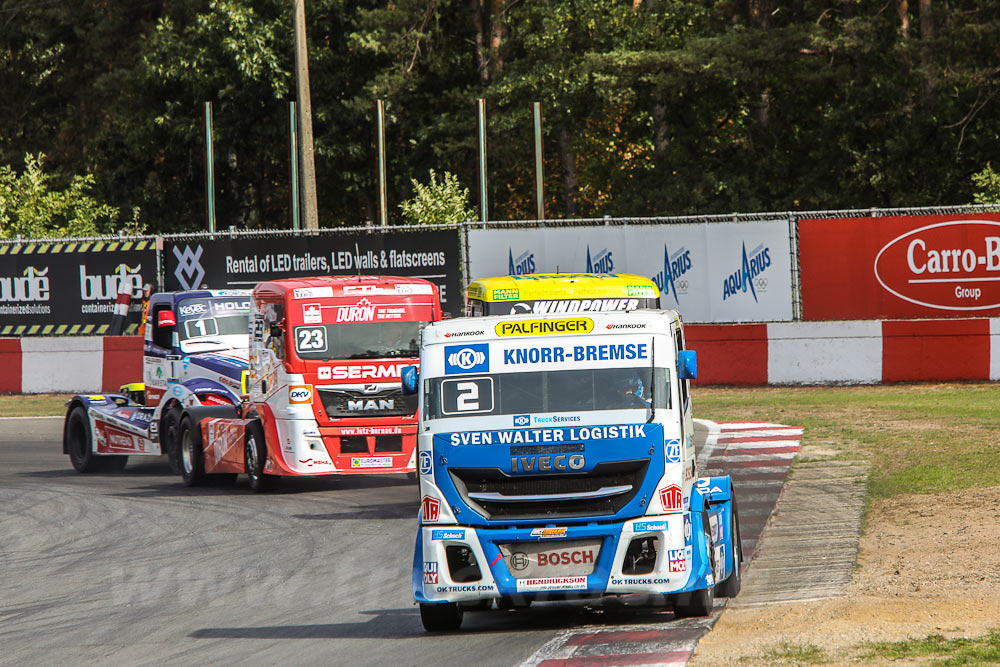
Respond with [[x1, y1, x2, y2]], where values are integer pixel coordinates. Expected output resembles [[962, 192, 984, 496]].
[[66, 406, 100, 473], [162, 406, 183, 474], [245, 421, 273, 493], [179, 415, 208, 486], [715, 501, 742, 598], [419, 602, 463, 631]]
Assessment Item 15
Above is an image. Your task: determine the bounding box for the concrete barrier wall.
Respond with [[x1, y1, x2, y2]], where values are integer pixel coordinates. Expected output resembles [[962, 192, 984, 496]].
[[2, 320, 999, 393], [0, 337, 142, 394]]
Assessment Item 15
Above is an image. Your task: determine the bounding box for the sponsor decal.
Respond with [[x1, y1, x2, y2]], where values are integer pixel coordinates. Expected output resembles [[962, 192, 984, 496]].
[[298, 457, 332, 468], [510, 453, 585, 473], [684, 515, 692, 544], [350, 456, 393, 468], [493, 288, 520, 300], [722, 241, 771, 302], [443, 330, 485, 338], [515, 576, 587, 592], [432, 529, 466, 540], [347, 398, 395, 411], [422, 496, 441, 522], [875, 220, 1000, 310], [667, 548, 687, 573], [495, 318, 593, 337], [509, 552, 530, 571], [0, 266, 50, 303], [510, 298, 641, 314], [336, 298, 376, 323], [293, 286, 335, 299], [179, 303, 207, 317], [523, 414, 581, 425], [394, 283, 434, 295], [317, 366, 332, 380], [423, 562, 439, 585], [585, 245, 614, 273], [507, 248, 535, 276], [627, 284, 658, 298], [322, 363, 407, 381], [338, 425, 403, 436], [530, 527, 567, 538], [449, 424, 647, 446], [659, 484, 682, 511], [605, 322, 646, 330], [512, 414, 530, 427], [302, 303, 322, 324], [633, 521, 669, 532], [288, 385, 313, 404], [651, 244, 692, 305], [503, 343, 647, 366], [343, 285, 383, 294], [444, 343, 489, 374], [537, 549, 595, 567], [172, 245, 205, 291], [419, 451, 433, 475], [665, 439, 682, 463]]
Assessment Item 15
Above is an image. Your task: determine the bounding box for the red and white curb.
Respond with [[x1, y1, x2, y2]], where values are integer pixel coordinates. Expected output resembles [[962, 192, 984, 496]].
[[518, 420, 802, 667]]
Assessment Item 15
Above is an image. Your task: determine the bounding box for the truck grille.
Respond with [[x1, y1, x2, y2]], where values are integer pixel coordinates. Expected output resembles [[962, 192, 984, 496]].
[[318, 388, 416, 418], [448, 460, 648, 521]]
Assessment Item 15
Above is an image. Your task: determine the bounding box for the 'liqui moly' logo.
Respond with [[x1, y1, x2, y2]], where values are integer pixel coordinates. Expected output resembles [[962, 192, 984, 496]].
[[508, 248, 536, 275], [875, 220, 1000, 310], [722, 242, 771, 302], [585, 245, 614, 273], [652, 244, 692, 305]]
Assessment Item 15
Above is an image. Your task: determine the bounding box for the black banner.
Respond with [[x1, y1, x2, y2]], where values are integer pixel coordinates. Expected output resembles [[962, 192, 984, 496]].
[[0, 240, 156, 335], [163, 229, 463, 316]]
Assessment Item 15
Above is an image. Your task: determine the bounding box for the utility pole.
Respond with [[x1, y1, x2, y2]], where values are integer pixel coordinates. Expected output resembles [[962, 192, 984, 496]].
[[293, 0, 319, 230]]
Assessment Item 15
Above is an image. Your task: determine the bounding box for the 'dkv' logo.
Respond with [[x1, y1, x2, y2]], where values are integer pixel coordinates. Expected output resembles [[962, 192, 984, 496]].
[[173, 245, 205, 290], [585, 245, 614, 273], [508, 248, 535, 275], [722, 241, 771, 302], [652, 244, 692, 305]]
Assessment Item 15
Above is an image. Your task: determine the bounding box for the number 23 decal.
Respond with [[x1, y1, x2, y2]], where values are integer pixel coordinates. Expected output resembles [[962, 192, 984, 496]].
[[296, 327, 327, 352]]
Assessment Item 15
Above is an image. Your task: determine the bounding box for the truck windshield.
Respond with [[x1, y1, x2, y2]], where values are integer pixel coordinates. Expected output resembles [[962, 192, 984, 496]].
[[292, 322, 427, 360], [177, 297, 251, 346], [424, 367, 670, 420]]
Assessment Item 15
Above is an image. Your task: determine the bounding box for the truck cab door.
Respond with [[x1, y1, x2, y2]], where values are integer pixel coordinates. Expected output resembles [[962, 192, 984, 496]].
[[143, 295, 177, 406], [249, 300, 284, 401]]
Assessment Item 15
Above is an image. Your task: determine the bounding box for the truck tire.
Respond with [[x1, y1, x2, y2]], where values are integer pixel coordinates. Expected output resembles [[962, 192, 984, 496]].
[[419, 602, 463, 631], [162, 406, 183, 474], [66, 406, 100, 473], [179, 415, 208, 486], [245, 421, 273, 493], [715, 501, 742, 599]]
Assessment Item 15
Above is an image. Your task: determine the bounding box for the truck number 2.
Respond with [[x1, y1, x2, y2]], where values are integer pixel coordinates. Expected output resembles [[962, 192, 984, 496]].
[[456, 381, 480, 411]]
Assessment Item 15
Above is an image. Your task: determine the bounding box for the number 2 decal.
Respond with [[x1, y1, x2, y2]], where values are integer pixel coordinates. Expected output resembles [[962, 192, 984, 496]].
[[455, 381, 480, 411]]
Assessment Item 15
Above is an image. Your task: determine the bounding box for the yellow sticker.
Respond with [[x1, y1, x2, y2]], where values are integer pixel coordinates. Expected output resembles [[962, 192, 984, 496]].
[[495, 318, 594, 337]]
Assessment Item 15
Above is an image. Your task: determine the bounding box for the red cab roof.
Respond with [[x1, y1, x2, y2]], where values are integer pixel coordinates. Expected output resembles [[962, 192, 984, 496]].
[[253, 275, 438, 301]]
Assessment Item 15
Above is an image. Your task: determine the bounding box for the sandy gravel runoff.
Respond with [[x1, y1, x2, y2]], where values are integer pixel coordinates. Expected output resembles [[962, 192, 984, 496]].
[[691, 486, 1000, 665]]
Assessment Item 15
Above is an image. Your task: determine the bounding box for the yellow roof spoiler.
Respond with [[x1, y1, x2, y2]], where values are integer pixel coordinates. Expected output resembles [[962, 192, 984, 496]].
[[466, 273, 659, 302]]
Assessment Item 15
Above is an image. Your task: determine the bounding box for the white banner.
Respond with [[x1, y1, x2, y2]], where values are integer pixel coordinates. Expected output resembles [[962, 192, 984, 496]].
[[467, 222, 793, 323]]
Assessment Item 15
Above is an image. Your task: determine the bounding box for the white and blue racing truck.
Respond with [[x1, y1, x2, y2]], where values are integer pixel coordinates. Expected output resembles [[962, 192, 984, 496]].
[[403, 309, 741, 631], [63, 289, 251, 473]]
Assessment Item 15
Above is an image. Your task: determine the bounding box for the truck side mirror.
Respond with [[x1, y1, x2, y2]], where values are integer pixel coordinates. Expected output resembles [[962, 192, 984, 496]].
[[678, 350, 697, 380], [157, 310, 176, 327], [401, 365, 419, 395], [269, 324, 284, 338]]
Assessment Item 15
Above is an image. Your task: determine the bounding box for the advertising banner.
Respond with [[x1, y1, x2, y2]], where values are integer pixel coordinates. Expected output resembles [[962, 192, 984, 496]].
[[163, 229, 463, 316], [0, 239, 156, 335], [468, 222, 794, 323], [799, 214, 1000, 319]]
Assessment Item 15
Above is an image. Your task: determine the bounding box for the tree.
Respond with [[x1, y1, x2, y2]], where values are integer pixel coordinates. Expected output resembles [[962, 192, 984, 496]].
[[399, 169, 475, 225], [0, 153, 128, 239], [971, 164, 1000, 205]]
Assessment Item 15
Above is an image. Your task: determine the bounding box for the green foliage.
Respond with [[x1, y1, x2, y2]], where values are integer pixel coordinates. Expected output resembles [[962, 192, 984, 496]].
[[399, 169, 475, 225], [972, 164, 1000, 205], [759, 641, 829, 665], [0, 153, 120, 239], [860, 629, 1000, 664]]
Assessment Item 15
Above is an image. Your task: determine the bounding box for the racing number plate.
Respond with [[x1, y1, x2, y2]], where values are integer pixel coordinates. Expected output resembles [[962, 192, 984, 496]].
[[499, 540, 601, 579]]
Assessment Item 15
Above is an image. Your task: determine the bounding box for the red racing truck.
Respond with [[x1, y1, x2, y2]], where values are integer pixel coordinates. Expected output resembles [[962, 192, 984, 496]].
[[178, 275, 442, 490]]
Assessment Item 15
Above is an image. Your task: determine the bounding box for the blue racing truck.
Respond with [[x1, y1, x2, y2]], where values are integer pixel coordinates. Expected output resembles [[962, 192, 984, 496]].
[[403, 309, 741, 630]]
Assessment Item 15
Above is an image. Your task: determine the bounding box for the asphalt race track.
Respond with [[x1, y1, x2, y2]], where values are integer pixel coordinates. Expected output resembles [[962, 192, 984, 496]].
[[2, 417, 723, 666]]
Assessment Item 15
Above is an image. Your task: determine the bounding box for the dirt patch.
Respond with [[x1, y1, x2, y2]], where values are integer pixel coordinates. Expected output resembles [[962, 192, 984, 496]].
[[691, 487, 1000, 665]]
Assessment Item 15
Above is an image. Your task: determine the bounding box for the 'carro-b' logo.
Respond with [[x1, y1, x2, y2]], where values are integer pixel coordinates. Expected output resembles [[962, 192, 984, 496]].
[[444, 343, 489, 374]]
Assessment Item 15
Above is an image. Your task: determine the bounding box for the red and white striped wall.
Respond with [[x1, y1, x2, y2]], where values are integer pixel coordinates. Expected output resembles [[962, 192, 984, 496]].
[[0, 336, 142, 394], [687, 318, 1000, 385]]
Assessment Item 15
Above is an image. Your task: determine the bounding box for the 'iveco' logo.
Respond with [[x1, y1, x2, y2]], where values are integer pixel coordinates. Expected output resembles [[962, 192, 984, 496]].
[[172, 244, 205, 291], [510, 453, 585, 473]]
